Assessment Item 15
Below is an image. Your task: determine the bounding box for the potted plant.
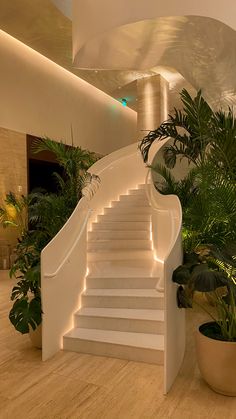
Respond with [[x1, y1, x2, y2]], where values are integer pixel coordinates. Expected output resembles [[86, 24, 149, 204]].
[[173, 246, 236, 396], [1, 137, 99, 347], [9, 229, 43, 347], [139, 88, 236, 395]]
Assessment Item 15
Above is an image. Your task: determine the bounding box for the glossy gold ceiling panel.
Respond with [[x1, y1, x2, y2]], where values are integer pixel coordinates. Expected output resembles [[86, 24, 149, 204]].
[[73, 15, 236, 108], [0, 0, 197, 111]]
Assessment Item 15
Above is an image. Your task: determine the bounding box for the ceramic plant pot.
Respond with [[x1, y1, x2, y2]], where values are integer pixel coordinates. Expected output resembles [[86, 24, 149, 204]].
[[196, 322, 236, 396]]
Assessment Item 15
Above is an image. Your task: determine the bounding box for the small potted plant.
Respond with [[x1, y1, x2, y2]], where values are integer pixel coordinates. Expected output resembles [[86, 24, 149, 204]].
[[173, 246, 236, 396], [9, 231, 42, 347]]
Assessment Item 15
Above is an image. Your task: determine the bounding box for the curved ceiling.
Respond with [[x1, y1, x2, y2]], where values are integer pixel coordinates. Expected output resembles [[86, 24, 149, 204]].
[[51, 0, 71, 19], [3, 0, 236, 110], [72, 0, 236, 60], [0, 0, 197, 111], [50, 0, 236, 108], [74, 15, 236, 108]]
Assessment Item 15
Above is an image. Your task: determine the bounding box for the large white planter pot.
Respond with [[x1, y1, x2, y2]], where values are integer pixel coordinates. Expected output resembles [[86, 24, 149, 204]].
[[196, 322, 236, 396]]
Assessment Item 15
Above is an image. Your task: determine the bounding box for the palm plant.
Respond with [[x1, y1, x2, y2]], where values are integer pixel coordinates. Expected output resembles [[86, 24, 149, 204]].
[[139, 89, 213, 167], [9, 137, 99, 335], [139, 88, 236, 342], [32, 137, 98, 204], [141, 89, 236, 252], [139, 89, 236, 182]]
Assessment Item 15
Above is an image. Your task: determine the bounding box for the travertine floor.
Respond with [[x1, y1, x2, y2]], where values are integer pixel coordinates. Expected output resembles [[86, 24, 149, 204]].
[[0, 270, 236, 419]]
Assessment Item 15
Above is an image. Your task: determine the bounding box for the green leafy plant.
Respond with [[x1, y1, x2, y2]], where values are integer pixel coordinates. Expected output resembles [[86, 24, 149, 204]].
[[8, 137, 99, 335], [0, 192, 28, 237], [9, 232, 42, 333], [139, 89, 236, 179], [139, 88, 236, 342], [173, 246, 236, 341], [140, 89, 236, 250]]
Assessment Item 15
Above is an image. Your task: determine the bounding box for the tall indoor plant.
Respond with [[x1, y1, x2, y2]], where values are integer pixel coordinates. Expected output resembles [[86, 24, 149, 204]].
[[1, 137, 99, 344], [139, 89, 236, 395]]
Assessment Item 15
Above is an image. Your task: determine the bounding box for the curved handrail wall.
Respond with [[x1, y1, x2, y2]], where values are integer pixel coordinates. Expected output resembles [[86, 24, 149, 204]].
[[42, 137, 185, 394], [41, 141, 149, 361], [145, 138, 185, 394]]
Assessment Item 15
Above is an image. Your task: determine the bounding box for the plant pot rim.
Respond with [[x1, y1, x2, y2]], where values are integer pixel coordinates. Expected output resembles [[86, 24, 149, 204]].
[[198, 321, 236, 344]]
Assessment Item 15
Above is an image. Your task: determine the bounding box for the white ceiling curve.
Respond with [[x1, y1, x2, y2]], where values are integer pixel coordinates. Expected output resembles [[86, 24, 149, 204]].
[[51, 0, 72, 19], [73, 15, 236, 108], [1, 0, 235, 110], [72, 0, 236, 61]]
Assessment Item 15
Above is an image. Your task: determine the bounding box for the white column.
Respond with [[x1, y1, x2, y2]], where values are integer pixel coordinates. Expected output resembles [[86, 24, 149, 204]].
[[137, 74, 169, 140]]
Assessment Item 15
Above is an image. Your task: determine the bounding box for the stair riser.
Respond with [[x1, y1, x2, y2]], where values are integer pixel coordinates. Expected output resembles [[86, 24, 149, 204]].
[[97, 214, 151, 222], [106, 207, 151, 214], [119, 195, 148, 201], [87, 240, 152, 251], [88, 231, 150, 240], [75, 316, 164, 334], [111, 201, 150, 208], [86, 277, 158, 289], [91, 222, 150, 231], [128, 190, 147, 196], [81, 295, 164, 309], [63, 337, 164, 365], [88, 250, 152, 261]]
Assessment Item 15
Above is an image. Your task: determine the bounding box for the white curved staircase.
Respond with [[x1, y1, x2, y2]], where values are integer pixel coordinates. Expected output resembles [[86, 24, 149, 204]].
[[42, 141, 185, 393], [63, 184, 164, 364]]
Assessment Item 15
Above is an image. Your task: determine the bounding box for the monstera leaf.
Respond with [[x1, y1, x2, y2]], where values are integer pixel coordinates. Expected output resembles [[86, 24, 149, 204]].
[[191, 264, 227, 292], [173, 265, 191, 285], [9, 297, 41, 334]]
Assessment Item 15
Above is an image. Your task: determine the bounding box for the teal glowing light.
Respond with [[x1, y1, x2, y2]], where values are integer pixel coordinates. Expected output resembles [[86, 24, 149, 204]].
[[121, 98, 127, 107]]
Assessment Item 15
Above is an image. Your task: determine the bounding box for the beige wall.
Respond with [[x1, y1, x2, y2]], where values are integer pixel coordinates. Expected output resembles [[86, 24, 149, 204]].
[[0, 30, 137, 155], [0, 127, 27, 250]]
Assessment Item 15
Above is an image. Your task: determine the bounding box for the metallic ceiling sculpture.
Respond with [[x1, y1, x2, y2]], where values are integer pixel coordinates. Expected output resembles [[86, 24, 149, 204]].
[[52, 0, 236, 108]]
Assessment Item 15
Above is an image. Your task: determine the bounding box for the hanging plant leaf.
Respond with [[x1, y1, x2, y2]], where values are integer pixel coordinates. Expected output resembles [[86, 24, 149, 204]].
[[173, 265, 191, 285], [9, 296, 42, 334], [192, 264, 227, 291], [183, 252, 199, 265]]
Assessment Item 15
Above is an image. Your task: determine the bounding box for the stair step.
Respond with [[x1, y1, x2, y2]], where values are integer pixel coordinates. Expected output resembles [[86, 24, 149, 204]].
[[75, 307, 164, 334], [91, 221, 150, 231], [82, 288, 164, 309], [128, 189, 147, 196], [63, 328, 164, 365], [97, 213, 151, 222], [87, 259, 162, 280], [105, 206, 151, 214], [88, 239, 152, 252], [119, 194, 149, 202], [86, 276, 158, 289], [137, 184, 146, 189], [88, 230, 150, 240], [88, 250, 153, 261], [111, 200, 150, 208]]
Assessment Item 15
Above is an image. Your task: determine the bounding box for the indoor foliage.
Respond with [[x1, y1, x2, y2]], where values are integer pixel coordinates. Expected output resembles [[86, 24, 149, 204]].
[[139, 89, 236, 340], [1, 138, 99, 335]]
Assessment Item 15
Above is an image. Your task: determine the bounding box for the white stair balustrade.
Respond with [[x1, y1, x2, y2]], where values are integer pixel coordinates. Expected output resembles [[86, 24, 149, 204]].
[[64, 184, 165, 365], [41, 139, 185, 394]]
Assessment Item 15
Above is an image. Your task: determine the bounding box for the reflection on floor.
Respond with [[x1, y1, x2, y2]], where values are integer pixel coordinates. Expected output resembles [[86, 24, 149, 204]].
[[0, 270, 235, 419]]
